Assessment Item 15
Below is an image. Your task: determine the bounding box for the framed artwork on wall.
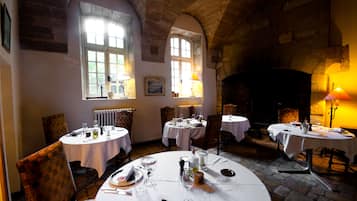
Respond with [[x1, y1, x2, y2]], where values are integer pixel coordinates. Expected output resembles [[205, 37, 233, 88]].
[[144, 76, 165, 96], [1, 4, 11, 52]]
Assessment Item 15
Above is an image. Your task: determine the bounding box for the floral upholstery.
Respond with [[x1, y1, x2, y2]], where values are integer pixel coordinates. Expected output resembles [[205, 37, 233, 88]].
[[42, 113, 69, 144], [160, 106, 175, 132], [16, 141, 76, 201], [278, 108, 299, 123]]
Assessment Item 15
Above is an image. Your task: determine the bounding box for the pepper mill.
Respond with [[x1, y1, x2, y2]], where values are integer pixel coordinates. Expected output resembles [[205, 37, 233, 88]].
[[179, 159, 185, 176]]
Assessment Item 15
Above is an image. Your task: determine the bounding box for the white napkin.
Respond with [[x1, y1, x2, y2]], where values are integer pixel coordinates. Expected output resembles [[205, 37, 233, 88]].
[[116, 165, 135, 182]]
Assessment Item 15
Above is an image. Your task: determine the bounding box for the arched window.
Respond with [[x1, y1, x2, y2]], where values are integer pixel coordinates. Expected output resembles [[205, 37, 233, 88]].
[[170, 30, 202, 98]]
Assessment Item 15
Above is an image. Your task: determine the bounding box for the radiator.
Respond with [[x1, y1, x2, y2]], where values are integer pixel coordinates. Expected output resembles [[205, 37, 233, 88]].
[[93, 108, 134, 126]]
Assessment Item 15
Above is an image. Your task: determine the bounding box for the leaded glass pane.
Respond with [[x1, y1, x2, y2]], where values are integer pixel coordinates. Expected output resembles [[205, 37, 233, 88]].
[[88, 62, 96, 72], [88, 73, 97, 84], [88, 51, 96, 61]]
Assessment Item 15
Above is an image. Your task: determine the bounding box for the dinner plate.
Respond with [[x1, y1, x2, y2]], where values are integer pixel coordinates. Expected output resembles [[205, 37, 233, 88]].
[[109, 167, 143, 187]]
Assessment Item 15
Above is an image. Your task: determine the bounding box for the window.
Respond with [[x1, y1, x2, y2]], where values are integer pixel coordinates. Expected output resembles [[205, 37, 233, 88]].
[[170, 33, 202, 98], [80, 3, 135, 99]]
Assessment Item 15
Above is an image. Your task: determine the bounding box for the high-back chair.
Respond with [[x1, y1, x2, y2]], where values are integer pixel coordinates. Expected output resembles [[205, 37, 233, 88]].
[[160, 106, 175, 132], [278, 108, 299, 123], [115, 110, 134, 139], [16, 141, 102, 201], [114, 110, 133, 161], [223, 104, 237, 115], [42, 113, 69, 144], [191, 114, 222, 154], [42, 113, 99, 191]]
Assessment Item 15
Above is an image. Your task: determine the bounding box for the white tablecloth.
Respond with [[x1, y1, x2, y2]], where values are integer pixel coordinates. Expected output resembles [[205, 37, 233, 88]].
[[162, 119, 206, 150], [60, 127, 132, 176], [268, 123, 357, 161], [95, 151, 271, 201], [221, 115, 251, 142]]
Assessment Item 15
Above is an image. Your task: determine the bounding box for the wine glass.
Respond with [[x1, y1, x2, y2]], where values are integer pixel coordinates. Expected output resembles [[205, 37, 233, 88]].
[[141, 156, 156, 187], [180, 167, 193, 201]]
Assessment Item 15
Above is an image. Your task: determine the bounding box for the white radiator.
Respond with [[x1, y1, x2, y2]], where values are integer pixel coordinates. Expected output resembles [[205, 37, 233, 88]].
[[93, 108, 135, 126]]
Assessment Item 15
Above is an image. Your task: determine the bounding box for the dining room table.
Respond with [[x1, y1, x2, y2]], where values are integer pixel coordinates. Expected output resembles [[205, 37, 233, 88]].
[[221, 115, 251, 142], [95, 151, 271, 201], [162, 118, 207, 150], [59, 126, 132, 176], [267, 123, 357, 191]]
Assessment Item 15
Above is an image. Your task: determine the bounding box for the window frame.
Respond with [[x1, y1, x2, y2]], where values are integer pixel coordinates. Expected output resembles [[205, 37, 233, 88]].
[[81, 16, 130, 99], [170, 34, 201, 98]]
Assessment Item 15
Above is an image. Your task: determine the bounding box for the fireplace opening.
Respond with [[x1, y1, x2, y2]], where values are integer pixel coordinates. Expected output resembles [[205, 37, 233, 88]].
[[222, 69, 311, 127]]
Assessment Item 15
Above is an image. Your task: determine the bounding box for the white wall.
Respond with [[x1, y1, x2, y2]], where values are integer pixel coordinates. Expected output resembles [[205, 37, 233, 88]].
[[20, 0, 217, 158]]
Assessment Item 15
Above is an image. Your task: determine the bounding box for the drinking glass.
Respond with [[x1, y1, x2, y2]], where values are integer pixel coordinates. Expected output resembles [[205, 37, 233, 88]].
[[180, 168, 193, 201], [197, 150, 208, 171], [141, 156, 156, 187], [82, 122, 88, 136]]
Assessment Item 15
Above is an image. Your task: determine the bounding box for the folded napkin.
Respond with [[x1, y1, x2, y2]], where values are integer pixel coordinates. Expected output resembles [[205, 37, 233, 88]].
[[116, 166, 135, 183]]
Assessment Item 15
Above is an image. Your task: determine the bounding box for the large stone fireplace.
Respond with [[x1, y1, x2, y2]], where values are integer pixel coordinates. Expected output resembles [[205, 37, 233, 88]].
[[222, 69, 311, 126]]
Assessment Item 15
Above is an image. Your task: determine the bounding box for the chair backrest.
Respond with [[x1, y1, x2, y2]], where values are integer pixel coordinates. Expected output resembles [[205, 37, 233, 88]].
[[42, 113, 69, 145], [115, 110, 133, 137], [278, 108, 299, 123], [203, 114, 222, 149], [223, 104, 237, 115], [16, 141, 76, 201], [160, 106, 175, 132]]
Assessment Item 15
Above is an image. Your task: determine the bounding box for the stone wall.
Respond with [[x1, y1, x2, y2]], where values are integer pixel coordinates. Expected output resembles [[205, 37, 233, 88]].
[[216, 0, 348, 125]]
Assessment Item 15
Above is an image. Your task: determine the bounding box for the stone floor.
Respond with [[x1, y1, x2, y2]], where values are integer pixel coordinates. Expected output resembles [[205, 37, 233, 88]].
[[12, 134, 357, 201]]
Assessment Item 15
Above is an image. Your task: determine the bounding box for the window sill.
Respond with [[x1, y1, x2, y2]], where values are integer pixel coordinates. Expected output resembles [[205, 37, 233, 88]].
[[172, 96, 203, 99], [84, 97, 136, 101]]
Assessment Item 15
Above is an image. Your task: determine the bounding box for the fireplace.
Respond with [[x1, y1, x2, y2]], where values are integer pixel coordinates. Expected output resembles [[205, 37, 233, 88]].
[[222, 69, 311, 127]]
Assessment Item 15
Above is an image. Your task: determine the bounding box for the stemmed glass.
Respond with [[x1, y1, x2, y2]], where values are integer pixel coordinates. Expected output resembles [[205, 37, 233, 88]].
[[180, 167, 193, 201], [141, 156, 156, 187]]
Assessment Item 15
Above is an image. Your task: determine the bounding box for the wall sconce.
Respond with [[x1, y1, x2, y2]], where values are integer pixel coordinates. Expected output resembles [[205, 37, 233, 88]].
[[324, 86, 351, 127]]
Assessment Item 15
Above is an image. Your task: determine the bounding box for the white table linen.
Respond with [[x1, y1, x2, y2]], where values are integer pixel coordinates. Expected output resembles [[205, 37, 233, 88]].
[[60, 127, 132, 176], [95, 151, 271, 201], [268, 123, 357, 161], [221, 115, 251, 142], [162, 119, 206, 150]]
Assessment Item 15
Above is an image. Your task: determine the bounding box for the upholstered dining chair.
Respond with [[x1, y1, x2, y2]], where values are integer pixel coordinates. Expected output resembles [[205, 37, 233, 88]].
[[114, 110, 133, 161], [115, 110, 133, 138], [223, 104, 237, 115], [16, 141, 103, 201], [41, 113, 99, 191], [191, 114, 222, 154], [160, 106, 175, 132], [42, 113, 69, 144], [278, 108, 299, 123], [160, 106, 176, 149]]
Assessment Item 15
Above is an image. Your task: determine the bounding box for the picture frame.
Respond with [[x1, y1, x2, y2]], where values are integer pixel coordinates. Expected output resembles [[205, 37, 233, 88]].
[[1, 4, 11, 52], [144, 76, 165, 96]]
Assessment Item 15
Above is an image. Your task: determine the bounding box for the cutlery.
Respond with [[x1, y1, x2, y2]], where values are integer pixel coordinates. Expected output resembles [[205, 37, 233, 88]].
[[101, 188, 132, 196]]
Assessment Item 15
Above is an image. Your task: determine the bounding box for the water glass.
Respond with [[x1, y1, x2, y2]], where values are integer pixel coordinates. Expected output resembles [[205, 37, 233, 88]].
[[82, 122, 88, 136], [197, 150, 208, 171]]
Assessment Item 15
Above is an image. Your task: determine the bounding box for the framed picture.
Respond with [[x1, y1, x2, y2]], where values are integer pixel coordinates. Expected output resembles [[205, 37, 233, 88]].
[[1, 4, 11, 52], [144, 76, 165, 96]]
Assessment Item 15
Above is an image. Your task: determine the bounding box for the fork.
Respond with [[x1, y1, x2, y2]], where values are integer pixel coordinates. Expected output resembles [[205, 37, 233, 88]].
[[101, 188, 132, 196]]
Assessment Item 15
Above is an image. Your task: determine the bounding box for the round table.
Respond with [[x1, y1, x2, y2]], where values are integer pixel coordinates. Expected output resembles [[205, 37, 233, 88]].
[[60, 127, 132, 176], [95, 151, 271, 201], [162, 119, 207, 150], [221, 115, 251, 142]]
